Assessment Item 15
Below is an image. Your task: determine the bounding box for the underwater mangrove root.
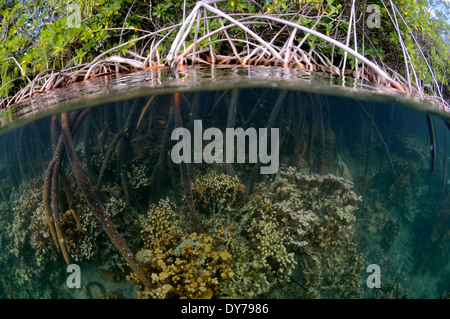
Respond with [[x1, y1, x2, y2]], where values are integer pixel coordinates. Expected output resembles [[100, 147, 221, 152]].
[[313, 94, 325, 173], [59, 111, 152, 288], [426, 114, 436, 176], [362, 104, 375, 195], [358, 102, 396, 177], [51, 155, 71, 265], [247, 90, 287, 195], [43, 156, 62, 255], [44, 108, 152, 288], [223, 89, 239, 177], [243, 90, 269, 128], [174, 93, 203, 234], [150, 102, 175, 203], [96, 129, 125, 190], [44, 110, 85, 259], [96, 98, 145, 196], [442, 120, 447, 193]]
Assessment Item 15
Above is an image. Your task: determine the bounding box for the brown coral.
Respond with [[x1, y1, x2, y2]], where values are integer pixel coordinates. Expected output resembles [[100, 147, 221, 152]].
[[129, 198, 235, 299], [131, 233, 233, 299]]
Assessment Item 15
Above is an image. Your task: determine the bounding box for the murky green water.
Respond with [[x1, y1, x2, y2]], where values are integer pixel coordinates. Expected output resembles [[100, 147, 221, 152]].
[[0, 66, 449, 299]]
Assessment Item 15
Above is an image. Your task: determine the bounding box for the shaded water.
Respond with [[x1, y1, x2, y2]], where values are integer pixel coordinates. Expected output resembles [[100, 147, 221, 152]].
[[0, 66, 449, 299]]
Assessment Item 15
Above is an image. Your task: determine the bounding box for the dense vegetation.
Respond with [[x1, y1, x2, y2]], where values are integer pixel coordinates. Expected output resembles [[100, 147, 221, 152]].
[[1, 0, 449, 108]]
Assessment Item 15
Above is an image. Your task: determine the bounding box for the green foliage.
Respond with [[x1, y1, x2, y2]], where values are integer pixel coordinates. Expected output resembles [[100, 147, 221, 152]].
[[0, 0, 449, 106]]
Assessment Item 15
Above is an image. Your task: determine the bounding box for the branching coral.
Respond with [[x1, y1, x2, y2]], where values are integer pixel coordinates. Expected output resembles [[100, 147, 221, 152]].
[[221, 193, 296, 298], [219, 166, 364, 298], [128, 159, 151, 190], [138, 171, 295, 299], [129, 168, 364, 299], [0, 177, 60, 298], [132, 233, 234, 299], [192, 170, 245, 214], [21, 169, 136, 273], [130, 198, 234, 299], [192, 171, 296, 298], [139, 198, 182, 251], [2, 157, 364, 299], [8, 177, 48, 258], [252, 166, 364, 298], [66, 182, 138, 273]]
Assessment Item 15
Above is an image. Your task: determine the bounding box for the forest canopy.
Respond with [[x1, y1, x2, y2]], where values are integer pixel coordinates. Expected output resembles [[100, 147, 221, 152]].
[[1, 0, 449, 109]]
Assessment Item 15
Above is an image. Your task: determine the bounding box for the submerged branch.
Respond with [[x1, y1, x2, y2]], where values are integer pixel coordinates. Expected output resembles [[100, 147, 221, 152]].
[[60, 112, 152, 288], [357, 102, 396, 177]]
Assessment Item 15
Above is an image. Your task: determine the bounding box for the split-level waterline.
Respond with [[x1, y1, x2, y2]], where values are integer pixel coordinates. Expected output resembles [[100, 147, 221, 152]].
[[0, 66, 449, 299]]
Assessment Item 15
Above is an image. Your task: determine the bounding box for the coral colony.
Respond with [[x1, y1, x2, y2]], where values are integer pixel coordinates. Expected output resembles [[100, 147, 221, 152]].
[[171, 120, 280, 174], [127, 168, 363, 299], [1, 107, 364, 299]]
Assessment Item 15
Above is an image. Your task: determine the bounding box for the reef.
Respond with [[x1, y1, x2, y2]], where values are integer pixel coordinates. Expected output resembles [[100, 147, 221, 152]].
[[220, 193, 296, 298], [249, 167, 364, 298], [0, 169, 142, 298], [128, 199, 234, 299], [372, 280, 409, 299], [354, 132, 444, 297], [0, 177, 59, 298], [431, 195, 450, 260], [192, 171, 245, 214], [129, 167, 364, 299], [0, 134, 364, 299], [23, 171, 139, 270]]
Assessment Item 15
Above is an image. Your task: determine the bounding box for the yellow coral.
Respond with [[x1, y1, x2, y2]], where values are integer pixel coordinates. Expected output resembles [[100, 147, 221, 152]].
[[139, 198, 181, 250], [131, 203, 234, 299]]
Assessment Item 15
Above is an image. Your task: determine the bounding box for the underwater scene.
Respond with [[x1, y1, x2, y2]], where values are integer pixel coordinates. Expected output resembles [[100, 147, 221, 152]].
[[0, 86, 449, 299]]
